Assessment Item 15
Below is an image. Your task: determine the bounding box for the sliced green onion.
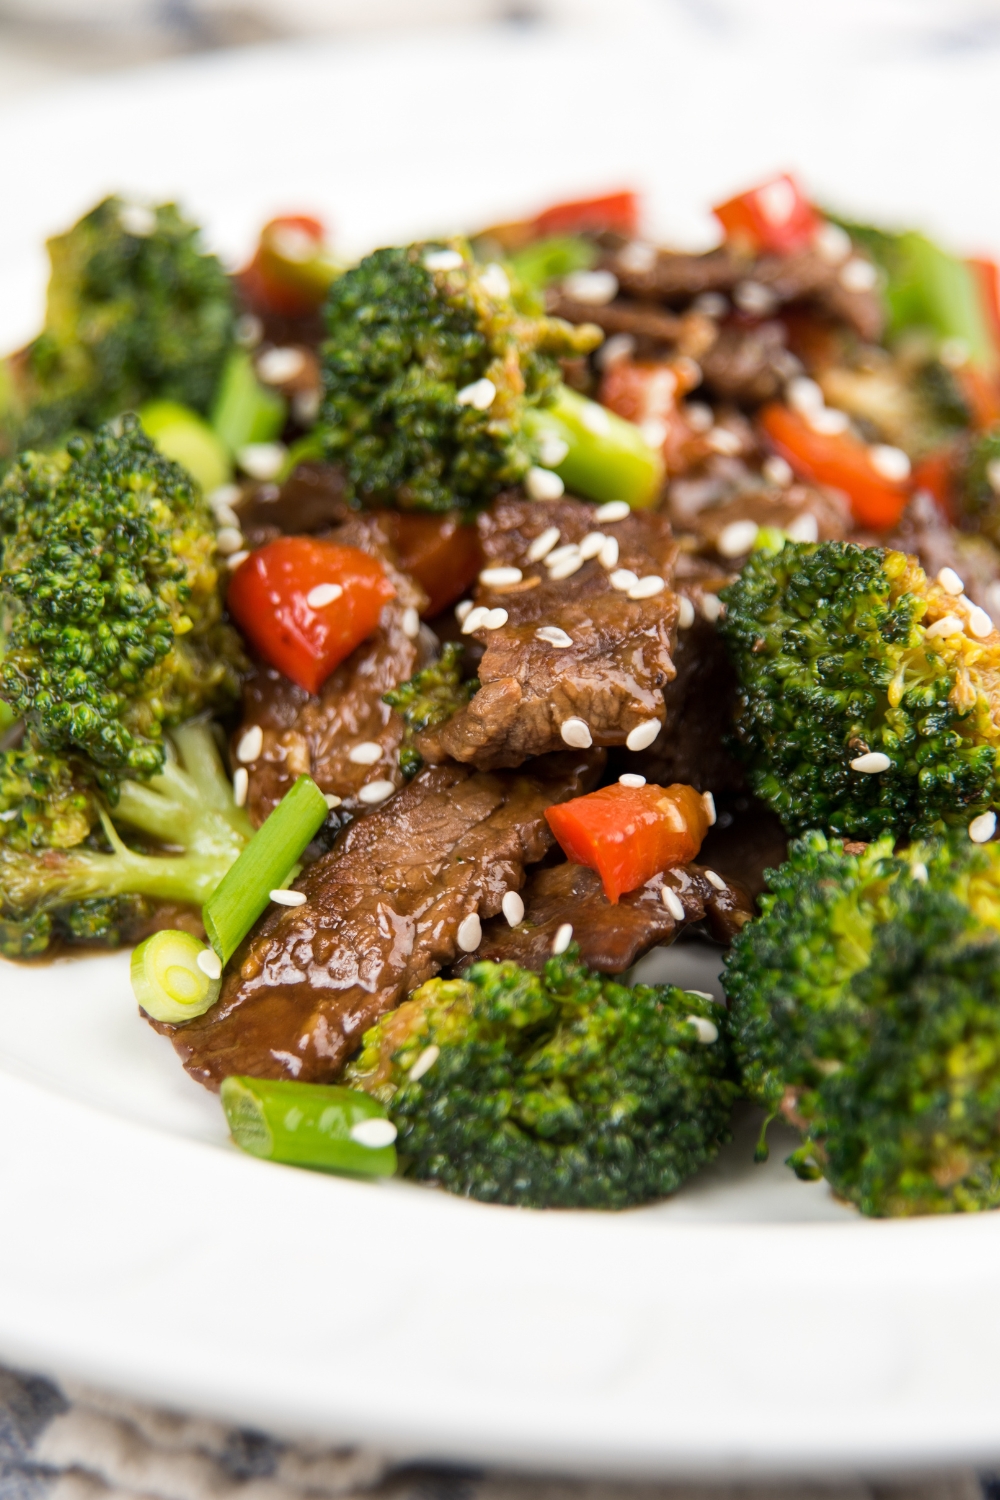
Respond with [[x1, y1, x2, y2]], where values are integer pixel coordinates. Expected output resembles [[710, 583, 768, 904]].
[[524, 386, 664, 509], [131, 929, 221, 1024], [138, 400, 232, 493], [221, 1076, 397, 1177], [210, 349, 286, 455], [203, 774, 328, 962]]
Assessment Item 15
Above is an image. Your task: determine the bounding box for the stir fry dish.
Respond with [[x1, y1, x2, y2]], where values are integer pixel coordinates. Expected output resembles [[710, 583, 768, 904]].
[[7, 175, 1000, 1214]]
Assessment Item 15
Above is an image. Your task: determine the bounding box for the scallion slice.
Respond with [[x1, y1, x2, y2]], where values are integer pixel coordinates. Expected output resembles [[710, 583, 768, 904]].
[[221, 1076, 397, 1177], [131, 929, 221, 1024]]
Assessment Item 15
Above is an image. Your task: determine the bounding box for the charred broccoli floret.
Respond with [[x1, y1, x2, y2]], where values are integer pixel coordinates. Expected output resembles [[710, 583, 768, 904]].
[[0, 416, 244, 785], [345, 949, 736, 1209], [383, 641, 477, 777], [0, 719, 251, 959], [0, 197, 235, 461], [724, 829, 1000, 1216], [719, 540, 1000, 839]]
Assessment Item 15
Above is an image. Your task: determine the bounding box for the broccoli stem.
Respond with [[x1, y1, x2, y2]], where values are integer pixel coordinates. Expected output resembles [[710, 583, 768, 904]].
[[221, 1076, 397, 1176], [524, 386, 664, 508]]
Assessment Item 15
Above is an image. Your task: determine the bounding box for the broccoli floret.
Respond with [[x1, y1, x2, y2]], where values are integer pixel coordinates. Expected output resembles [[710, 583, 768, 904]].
[[0, 416, 244, 785], [383, 641, 477, 776], [345, 950, 736, 1209], [724, 829, 1000, 1216], [318, 242, 601, 512], [959, 424, 1000, 540], [0, 719, 251, 959], [1, 197, 235, 461], [719, 540, 1000, 840]]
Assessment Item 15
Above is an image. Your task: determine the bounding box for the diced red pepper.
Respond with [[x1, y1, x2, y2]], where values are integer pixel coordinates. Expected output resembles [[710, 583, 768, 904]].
[[911, 447, 959, 524], [242, 215, 336, 318], [758, 403, 909, 531], [598, 358, 711, 478], [955, 363, 1000, 431], [227, 536, 395, 695], [713, 174, 821, 257], [532, 191, 640, 240], [968, 257, 1000, 362], [382, 512, 483, 618], [545, 782, 710, 905]]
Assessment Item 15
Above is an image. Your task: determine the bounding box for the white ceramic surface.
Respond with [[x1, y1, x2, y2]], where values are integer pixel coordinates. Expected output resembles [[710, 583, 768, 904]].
[[4, 14, 1000, 1474]]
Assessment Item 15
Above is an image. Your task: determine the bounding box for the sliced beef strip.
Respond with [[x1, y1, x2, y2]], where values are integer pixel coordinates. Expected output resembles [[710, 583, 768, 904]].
[[458, 859, 752, 977], [696, 795, 789, 903], [698, 320, 791, 405], [234, 514, 430, 826], [233, 462, 350, 551], [673, 481, 851, 558], [416, 496, 679, 771], [891, 489, 1000, 616], [161, 751, 604, 1090]]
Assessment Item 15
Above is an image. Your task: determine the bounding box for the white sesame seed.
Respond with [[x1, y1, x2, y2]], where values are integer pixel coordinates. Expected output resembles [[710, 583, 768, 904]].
[[119, 203, 156, 237], [596, 333, 636, 369], [940, 337, 970, 370], [969, 605, 994, 638], [306, 582, 344, 609], [610, 568, 639, 592], [806, 407, 850, 436], [687, 1015, 719, 1044], [502, 890, 525, 926], [704, 869, 726, 891], [402, 606, 420, 638], [912, 862, 929, 883], [548, 554, 585, 580], [692, 291, 729, 318], [763, 454, 794, 487], [734, 280, 778, 317], [970, 811, 997, 844], [349, 741, 382, 765], [226, 550, 250, 570], [324, 794, 343, 809], [552, 922, 574, 955], [455, 599, 473, 622], [271, 888, 307, 907], [536, 626, 574, 648], [536, 432, 570, 468], [938, 567, 965, 596], [424, 249, 463, 271], [563, 268, 619, 305], [599, 535, 619, 569], [527, 526, 561, 562], [215, 527, 245, 557], [662, 886, 685, 921], [579, 401, 612, 437], [456, 377, 497, 411], [257, 346, 306, 385], [685, 401, 714, 433], [479, 565, 522, 587], [686, 989, 716, 1001], [815, 222, 852, 265], [483, 608, 508, 630], [237, 725, 263, 763], [457, 912, 482, 952], [718, 520, 759, 558], [925, 615, 964, 639], [349, 1117, 398, 1148], [235, 313, 263, 349], [840, 256, 878, 292], [787, 376, 825, 415], [237, 443, 287, 481], [461, 605, 490, 634], [988, 459, 1000, 495], [677, 595, 695, 629], [408, 1045, 440, 1083], [786, 512, 820, 543], [594, 501, 630, 522], [701, 594, 723, 623], [851, 752, 892, 773], [358, 780, 395, 805], [618, 240, 657, 273], [526, 467, 565, 501], [479, 262, 511, 300], [197, 947, 222, 980], [560, 717, 593, 749], [707, 427, 742, 456], [619, 773, 646, 787], [869, 444, 911, 482], [294, 390, 321, 426], [211, 502, 240, 529], [546, 543, 582, 567], [626, 719, 661, 751], [233, 767, 249, 807], [209, 482, 242, 511], [0, 808, 21, 823], [578, 531, 606, 560], [628, 575, 666, 600], [703, 791, 717, 825]]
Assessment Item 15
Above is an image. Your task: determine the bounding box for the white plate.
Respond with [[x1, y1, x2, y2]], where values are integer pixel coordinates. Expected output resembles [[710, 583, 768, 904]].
[[5, 14, 1000, 1476]]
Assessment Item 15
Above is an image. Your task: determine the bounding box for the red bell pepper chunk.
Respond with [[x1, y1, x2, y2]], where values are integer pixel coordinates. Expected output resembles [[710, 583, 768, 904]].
[[533, 191, 640, 240], [968, 257, 1000, 363], [227, 536, 395, 695], [713, 174, 821, 257], [242, 215, 336, 318], [758, 402, 909, 531], [382, 512, 483, 618], [545, 782, 710, 905], [911, 447, 958, 524]]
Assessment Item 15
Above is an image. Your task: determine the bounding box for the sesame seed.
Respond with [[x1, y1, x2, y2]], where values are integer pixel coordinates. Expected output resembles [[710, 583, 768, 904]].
[[970, 605, 994, 638], [482, 608, 508, 630], [786, 512, 819, 543], [840, 256, 878, 292], [718, 520, 759, 558], [610, 568, 639, 592], [536, 432, 570, 467], [324, 794, 343, 809], [119, 203, 156, 237], [349, 1117, 398, 1148], [526, 466, 565, 501], [686, 989, 716, 1001], [212, 502, 240, 529], [237, 443, 287, 481], [969, 811, 997, 844], [306, 582, 344, 609], [294, 390, 321, 425], [701, 594, 723, 623], [938, 567, 965, 595], [424, 249, 463, 271], [209, 482, 242, 511], [628, 575, 666, 600], [536, 626, 573, 648], [527, 526, 561, 563], [552, 923, 574, 955], [456, 377, 497, 411], [256, 346, 306, 384], [479, 566, 522, 587], [869, 444, 911, 482], [455, 599, 473, 622], [692, 291, 729, 318], [687, 1015, 719, 1044], [703, 791, 717, 825], [579, 402, 612, 437], [235, 313, 263, 349], [815, 222, 852, 265], [763, 454, 794, 487], [502, 890, 525, 926], [408, 1045, 440, 1083], [563, 268, 619, 305], [786, 376, 825, 415], [685, 401, 714, 432], [457, 912, 482, 952], [578, 531, 606, 560], [358, 780, 395, 805], [851, 752, 892, 773], [0, 810, 19, 823], [662, 886, 685, 921], [216, 526, 245, 556], [233, 767, 249, 807], [560, 718, 593, 748], [594, 500, 630, 522], [734, 280, 778, 317], [546, 543, 582, 567], [237, 725, 263, 763], [197, 948, 222, 980], [599, 535, 619, 569], [548, 554, 585, 581], [940, 338, 970, 370], [806, 407, 850, 436], [461, 605, 490, 634], [626, 719, 661, 751], [348, 741, 382, 765], [271, 889, 307, 907], [596, 333, 636, 369], [912, 862, 929, 883], [226, 550, 250, 570], [707, 427, 742, 456], [619, 773, 646, 787], [925, 615, 964, 639], [704, 869, 726, 891], [479, 262, 511, 300], [677, 595, 695, 628], [641, 419, 668, 449], [402, 606, 420, 638], [618, 241, 657, 273]]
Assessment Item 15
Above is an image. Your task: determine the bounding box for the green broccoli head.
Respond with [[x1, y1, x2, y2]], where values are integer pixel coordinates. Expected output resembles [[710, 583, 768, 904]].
[[719, 540, 1000, 840], [724, 829, 1000, 1216], [1, 197, 235, 460], [960, 424, 1000, 539], [318, 242, 601, 512], [0, 416, 244, 784], [0, 740, 97, 852], [383, 641, 477, 777], [345, 949, 736, 1209]]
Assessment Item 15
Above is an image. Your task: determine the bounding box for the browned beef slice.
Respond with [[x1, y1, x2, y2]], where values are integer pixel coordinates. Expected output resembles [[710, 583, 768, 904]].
[[891, 489, 1000, 616], [698, 320, 790, 404], [234, 515, 430, 826], [696, 797, 789, 903], [416, 497, 679, 771], [459, 860, 752, 976], [162, 751, 604, 1090]]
